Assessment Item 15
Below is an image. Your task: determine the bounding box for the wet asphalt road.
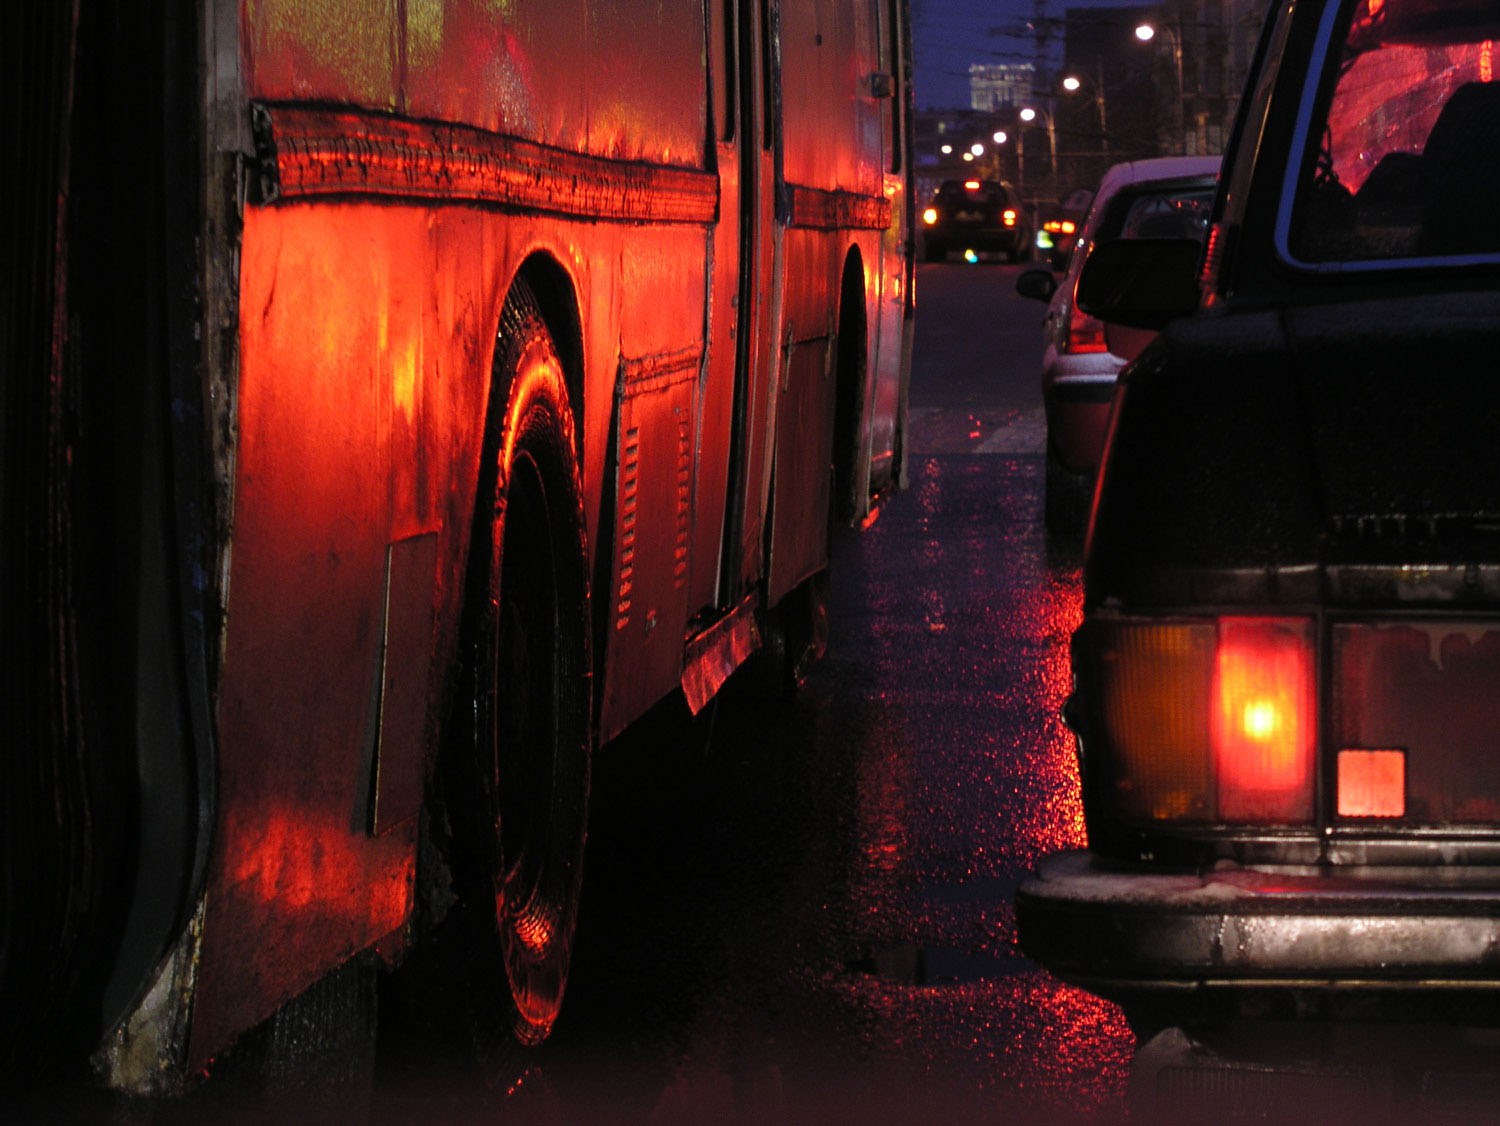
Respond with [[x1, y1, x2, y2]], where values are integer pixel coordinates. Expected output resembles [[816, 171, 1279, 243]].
[[414, 258, 1138, 1124]]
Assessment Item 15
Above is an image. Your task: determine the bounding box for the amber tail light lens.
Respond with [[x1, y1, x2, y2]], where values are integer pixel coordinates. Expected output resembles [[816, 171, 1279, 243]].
[[1090, 617, 1315, 825], [1097, 621, 1216, 821]]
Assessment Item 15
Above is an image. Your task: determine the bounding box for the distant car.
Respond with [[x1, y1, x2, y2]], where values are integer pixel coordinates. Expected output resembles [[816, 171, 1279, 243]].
[[921, 179, 1031, 263], [1018, 0, 1500, 1029], [1016, 156, 1219, 531], [1036, 186, 1094, 270]]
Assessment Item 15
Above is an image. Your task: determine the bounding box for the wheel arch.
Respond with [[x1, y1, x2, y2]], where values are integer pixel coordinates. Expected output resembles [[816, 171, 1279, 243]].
[[511, 252, 585, 458]]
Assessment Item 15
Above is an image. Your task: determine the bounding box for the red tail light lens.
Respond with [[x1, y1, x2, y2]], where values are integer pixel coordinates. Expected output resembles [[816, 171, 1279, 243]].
[[1212, 618, 1316, 823], [1064, 311, 1107, 354], [1002, 208, 1017, 227], [1064, 270, 1108, 354]]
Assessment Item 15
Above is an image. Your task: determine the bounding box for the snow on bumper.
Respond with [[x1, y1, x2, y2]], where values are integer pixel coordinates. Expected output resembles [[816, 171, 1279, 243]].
[[1017, 850, 1500, 986]]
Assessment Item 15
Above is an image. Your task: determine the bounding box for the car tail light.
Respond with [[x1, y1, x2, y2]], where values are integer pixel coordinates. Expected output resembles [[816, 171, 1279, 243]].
[[964, 179, 981, 191], [1064, 310, 1107, 354], [1002, 208, 1017, 227], [922, 207, 938, 225], [1088, 617, 1315, 825], [1213, 618, 1315, 823], [1063, 271, 1108, 354]]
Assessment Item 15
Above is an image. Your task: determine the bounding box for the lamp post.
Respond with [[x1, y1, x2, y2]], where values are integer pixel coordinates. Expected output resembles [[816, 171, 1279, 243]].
[[1135, 20, 1188, 154]]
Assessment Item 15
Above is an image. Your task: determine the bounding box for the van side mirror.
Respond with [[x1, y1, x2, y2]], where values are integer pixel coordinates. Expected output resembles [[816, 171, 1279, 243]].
[[1075, 237, 1201, 331]]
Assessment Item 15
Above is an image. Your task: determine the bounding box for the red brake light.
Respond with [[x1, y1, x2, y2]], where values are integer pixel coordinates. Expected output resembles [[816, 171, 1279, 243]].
[[1002, 208, 1017, 226], [1213, 618, 1315, 823], [1060, 220, 1076, 235], [964, 179, 981, 191]]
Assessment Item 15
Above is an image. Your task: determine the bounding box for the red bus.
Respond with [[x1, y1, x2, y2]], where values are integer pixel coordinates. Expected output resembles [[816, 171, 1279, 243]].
[[4, 0, 913, 1093]]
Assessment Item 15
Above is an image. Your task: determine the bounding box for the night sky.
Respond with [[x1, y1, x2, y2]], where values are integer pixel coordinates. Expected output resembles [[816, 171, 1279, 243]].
[[911, 0, 1144, 110]]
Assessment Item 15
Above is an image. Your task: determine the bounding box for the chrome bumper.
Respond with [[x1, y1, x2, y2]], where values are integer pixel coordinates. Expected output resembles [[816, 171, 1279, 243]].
[[1017, 850, 1500, 988]]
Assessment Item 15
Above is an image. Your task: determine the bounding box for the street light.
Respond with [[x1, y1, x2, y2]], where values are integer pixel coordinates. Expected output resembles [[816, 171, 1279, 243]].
[[1060, 67, 1110, 162], [1019, 105, 1058, 188], [1135, 21, 1188, 153]]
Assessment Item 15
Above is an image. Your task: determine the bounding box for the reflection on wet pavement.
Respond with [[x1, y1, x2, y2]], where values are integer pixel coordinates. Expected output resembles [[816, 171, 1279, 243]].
[[513, 443, 1133, 1125]]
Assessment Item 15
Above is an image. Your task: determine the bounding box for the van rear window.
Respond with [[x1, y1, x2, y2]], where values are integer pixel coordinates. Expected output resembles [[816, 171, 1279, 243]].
[[1288, 0, 1500, 263]]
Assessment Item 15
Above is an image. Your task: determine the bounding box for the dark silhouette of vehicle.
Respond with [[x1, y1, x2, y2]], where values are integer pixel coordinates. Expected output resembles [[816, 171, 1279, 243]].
[[921, 179, 1031, 262], [1019, 0, 1500, 1027]]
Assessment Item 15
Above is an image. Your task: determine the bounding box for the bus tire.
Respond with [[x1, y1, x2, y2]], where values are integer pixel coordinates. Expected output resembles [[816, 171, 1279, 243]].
[[446, 279, 592, 1061]]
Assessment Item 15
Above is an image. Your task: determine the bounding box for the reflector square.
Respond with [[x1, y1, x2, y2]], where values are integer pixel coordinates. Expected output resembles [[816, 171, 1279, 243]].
[[1337, 748, 1406, 818]]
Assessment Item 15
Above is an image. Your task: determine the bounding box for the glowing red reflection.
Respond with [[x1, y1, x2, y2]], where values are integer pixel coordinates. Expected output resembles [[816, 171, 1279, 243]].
[[1213, 618, 1315, 822], [1338, 748, 1406, 818]]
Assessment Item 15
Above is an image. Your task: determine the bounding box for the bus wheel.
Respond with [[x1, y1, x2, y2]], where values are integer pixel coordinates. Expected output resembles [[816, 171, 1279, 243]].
[[448, 280, 591, 1061]]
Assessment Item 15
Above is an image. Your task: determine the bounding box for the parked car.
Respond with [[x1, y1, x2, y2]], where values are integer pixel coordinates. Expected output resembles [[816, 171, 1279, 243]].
[[1016, 157, 1219, 531], [1018, 0, 1500, 1028], [1036, 185, 1095, 270], [922, 179, 1031, 263]]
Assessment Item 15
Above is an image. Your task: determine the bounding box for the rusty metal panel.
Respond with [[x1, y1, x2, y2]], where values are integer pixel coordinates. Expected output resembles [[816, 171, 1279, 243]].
[[253, 104, 718, 223], [601, 348, 700, 741], [189, 201, 501, 1069]]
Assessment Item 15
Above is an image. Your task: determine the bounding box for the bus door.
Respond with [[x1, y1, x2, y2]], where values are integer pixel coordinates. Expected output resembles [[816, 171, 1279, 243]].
[[693, 0, 781, 621]]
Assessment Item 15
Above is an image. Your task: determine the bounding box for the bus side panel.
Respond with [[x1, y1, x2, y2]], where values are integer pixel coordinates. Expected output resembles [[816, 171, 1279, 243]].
[[247, 0, 707, 169], [190, 203, 506, 1064], [779, 0, 881, 197], [867, 0, 913, 497], [241, 0, 400, 110], [597, 230, 714, 741], [767, 229, 840, 605]]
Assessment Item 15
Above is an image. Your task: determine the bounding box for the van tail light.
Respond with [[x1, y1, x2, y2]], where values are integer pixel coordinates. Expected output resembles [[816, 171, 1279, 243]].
[[1088, 616, 1315, 825], [1002, 208, 1018, 227], [1213, 618, 1316, 823]]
